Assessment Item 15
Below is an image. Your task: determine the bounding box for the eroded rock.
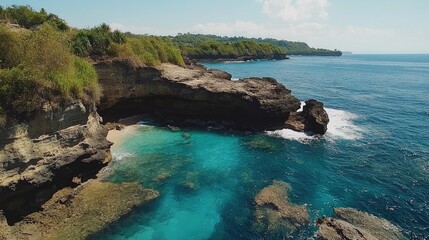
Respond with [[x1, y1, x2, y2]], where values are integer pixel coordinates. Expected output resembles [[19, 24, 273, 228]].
[[0, 180, 159, 240], [302, 99, 329, 134], [316, 208, 406, 240], [0, 102, 111, 224], [254, 180, 309, 236], [316, 217, 378, 240], [333, 208, 406, 240], [95, 60, 301, 130]]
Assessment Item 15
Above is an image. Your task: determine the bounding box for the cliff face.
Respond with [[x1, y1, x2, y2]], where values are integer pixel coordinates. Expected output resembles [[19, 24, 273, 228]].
[[95, 60, 301, 130], [0, 101, 111, 224]]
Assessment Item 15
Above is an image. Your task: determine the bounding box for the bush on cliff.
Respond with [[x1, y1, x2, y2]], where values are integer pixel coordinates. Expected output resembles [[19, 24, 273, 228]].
[[0, 23, 100, 123], [71, 24, 184, 67], [122, 36, 185, 67], [0, 5, 68, 30], [71, 23, 125, 58]]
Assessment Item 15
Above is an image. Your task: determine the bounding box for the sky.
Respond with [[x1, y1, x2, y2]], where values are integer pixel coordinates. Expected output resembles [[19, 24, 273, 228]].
[[2, 0, 429, 53]]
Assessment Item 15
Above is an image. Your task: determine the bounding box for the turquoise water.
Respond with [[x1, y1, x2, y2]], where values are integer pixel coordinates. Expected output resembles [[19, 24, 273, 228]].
[[93, 55, 429, 239]]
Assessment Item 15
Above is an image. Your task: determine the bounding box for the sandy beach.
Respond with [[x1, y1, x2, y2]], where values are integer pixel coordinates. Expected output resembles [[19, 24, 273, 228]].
[[107, 125, 144, 147]]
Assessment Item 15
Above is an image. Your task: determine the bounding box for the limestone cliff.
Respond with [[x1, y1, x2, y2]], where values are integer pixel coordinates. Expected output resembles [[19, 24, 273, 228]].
[[95, 60, 302, 130], [0, 101, 111, 224]]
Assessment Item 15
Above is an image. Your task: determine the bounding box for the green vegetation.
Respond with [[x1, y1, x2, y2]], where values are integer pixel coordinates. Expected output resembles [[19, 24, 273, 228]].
[[177, 40, 286, 60], [71, 24, 184, 66], [173, 33, 342, 57], [0, 5, 68, 30], [113, 35, 185, 67], [0, 5, 185, 126], [0, 23, 100, 122]]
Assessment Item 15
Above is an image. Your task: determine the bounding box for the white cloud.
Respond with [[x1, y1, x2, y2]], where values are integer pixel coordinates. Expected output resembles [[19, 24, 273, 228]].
[[109, 23, 151, 34], [257, 0, 329, 22]]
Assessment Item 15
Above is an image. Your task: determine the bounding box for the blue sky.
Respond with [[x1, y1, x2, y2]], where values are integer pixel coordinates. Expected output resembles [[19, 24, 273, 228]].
[[2, 0, 429, 53]]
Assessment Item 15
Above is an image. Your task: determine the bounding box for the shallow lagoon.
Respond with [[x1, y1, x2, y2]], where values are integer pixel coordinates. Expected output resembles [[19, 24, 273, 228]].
[[93, 55, 429, 239]]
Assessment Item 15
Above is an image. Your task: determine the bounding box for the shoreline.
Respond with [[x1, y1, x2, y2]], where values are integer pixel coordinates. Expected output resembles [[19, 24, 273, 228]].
[[107, 124, 144, 147]]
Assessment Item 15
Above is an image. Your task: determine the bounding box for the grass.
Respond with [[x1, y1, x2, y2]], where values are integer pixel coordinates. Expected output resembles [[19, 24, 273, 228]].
[[0, 6, 186, 126], [0, 23, 101, 122]]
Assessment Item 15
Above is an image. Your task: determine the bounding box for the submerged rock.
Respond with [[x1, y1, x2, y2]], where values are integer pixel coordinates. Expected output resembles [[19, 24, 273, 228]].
[[153, 172, 172, 182], [245, 136, 278, 151], [316, 208, 406, 240], [254, 180, 310, 236], [0, 180, 159, 240]]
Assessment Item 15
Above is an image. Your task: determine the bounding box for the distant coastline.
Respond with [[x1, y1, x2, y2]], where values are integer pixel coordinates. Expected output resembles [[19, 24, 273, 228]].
[[172, 33, 342, 60]]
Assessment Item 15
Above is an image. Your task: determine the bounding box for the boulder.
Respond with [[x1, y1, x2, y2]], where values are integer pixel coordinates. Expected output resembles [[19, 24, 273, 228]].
[[302, 99, 329, 134]]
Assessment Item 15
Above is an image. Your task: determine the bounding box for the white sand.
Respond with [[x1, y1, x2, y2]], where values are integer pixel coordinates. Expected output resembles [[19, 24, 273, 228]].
[[106, 125, 143, 147]]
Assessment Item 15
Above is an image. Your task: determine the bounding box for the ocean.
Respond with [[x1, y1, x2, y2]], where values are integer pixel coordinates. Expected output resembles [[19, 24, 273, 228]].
[[93, 54, 429, 239]]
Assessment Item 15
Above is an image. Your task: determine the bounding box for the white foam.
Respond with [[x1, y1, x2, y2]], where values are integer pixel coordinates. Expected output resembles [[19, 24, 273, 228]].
[[112, 152, 136, 161], [266, 129, 315, 143], [266, 102, 363, 143], [231, 77, 240, 80], [324, 108, 362, 141]]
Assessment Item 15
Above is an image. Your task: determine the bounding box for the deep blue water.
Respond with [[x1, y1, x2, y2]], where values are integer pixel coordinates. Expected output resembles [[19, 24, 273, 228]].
[[94, 55, 429, 239]]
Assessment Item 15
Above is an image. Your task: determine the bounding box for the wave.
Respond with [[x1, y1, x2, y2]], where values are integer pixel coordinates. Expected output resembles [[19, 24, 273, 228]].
[[266, 102, 363, 143]]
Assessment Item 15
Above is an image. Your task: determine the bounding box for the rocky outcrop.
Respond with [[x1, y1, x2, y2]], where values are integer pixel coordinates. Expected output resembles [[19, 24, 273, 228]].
[[285, 99, 329, 135], [253, 180, 310, 236], [94, 59, 301, 130], [302, 99, 329, 134], [0, 180, 159, 240], [0, 101, 111, 225], [316, 208, 406, 240], [316, 217, 377, 240]]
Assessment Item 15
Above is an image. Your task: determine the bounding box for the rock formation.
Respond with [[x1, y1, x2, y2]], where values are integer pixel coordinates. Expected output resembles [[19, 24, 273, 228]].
[[253, 180, 310, 236], [316, 207, 406, 240], [285, 99, 329, 135], [0, 101, 111, 225], [95, 59, 329, 132], [0, 58, 331, 238], [0, 180, 159, 240], [302, 99, 329, 134], [94, 59, 302, 130]]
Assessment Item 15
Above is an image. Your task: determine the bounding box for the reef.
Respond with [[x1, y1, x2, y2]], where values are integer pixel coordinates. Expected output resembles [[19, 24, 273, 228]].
[[253, 180, 310, 236]]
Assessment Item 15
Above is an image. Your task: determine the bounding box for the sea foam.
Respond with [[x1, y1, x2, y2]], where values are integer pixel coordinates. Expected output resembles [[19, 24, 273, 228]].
[[266, 102, 362, 143]]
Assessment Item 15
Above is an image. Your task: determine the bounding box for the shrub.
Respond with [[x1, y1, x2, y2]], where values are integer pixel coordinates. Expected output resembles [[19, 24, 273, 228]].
[[0, 66, 45, 115], [0, 5, 68, 30], [0, 24, 24, 68], [0, 23, 100, 119], [72, 23, 126, 58], [125, 36, 185, 67]]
